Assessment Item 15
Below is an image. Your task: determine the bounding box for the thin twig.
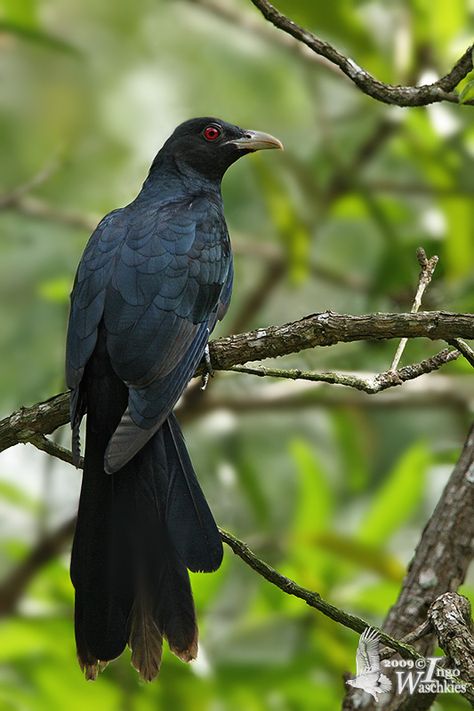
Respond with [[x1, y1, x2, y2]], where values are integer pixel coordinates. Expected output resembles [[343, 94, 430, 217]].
[[222, 530, 474, 700], [390, 248, 438, 371], [447, 338, 474, 368], [248, 0, 474, 106], [180, 375, 474, 423], [219, 528, 420, 659], [0, 154, 64, 209], [230, 347, 460, 393], [28, 433, 82, 468], [0, 195, 97, 231]]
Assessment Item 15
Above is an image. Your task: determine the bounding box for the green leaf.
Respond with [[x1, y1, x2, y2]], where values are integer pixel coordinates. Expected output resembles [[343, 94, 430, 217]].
[[358, 442, 430, 544], [331, 410, 369, 493], [316, 532, 404, 581], [344, 580, 401, 616], [290, 439, 333, 537], [0, 20, 82, 57], [457, 51, 474, 104], [253, 158, 311, 284], [1, 0, 38, 26], [0, 480, 39, 512], [37, 276, 70, 303], [458, 78, 474, 105], [441, 197, 474, 280]]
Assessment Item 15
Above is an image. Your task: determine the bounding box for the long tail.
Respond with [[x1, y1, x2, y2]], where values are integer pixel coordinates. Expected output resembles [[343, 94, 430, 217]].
[[70, 335, 222, 681]]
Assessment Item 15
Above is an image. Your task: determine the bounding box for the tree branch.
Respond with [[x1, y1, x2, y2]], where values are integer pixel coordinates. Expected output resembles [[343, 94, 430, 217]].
[[249, 0, 474, 106], [0, 194, 97, 232], [210, 311, 474, 371], [181, 374, 474, 422], [218, 529, 420, 659], [428, 592, 474, 701], [1, 311, 472, 455], [29, 433, 81, 468], [390, 248, 438, 370], [448, 338, 474, 368], [230, 347, 460, 394]]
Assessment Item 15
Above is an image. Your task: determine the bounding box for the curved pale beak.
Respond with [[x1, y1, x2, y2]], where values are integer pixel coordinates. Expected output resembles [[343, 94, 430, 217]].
[[227, 130, 284, 152]]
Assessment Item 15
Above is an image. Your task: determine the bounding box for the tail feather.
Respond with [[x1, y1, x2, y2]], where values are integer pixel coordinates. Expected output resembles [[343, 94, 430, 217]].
[[158, 553, 198, 662], [129, 593, 163, 682], [165, 413, 223, 573], [127, 539, 198, 680], [71, 331, 218, 680], [127, 439, 198, 678], [74, 597, 107, 681]]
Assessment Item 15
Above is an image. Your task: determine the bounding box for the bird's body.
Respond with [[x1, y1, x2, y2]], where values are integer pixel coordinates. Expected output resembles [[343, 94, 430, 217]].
[[66, 118, 282, 680]]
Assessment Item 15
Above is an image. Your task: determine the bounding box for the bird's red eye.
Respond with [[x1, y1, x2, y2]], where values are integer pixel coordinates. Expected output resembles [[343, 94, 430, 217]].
[[203, 125, 221, 141]]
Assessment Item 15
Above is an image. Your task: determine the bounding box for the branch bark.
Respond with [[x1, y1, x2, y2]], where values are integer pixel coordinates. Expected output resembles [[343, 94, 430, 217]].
[[219, 528, 420, 659], [230, 347, 460, 394], [428, 592, 474, 697], [1, 311, 473, 455], [249, 0, 474, 106], [390, 248, 439, 371], [210, 311, 474, 371]]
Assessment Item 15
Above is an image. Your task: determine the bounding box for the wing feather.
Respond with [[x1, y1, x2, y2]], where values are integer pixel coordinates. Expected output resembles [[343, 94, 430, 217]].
[[355, 627, 382, 676], [67, 193, 233, 471]]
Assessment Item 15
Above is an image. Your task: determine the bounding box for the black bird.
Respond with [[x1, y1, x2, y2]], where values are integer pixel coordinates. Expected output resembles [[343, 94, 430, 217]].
[[66, 117, 282, 681]]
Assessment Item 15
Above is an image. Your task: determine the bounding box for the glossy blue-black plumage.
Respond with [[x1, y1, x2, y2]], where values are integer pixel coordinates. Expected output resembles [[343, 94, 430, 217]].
[[66, 117, 280, 680], [67, 188, 232, 466]]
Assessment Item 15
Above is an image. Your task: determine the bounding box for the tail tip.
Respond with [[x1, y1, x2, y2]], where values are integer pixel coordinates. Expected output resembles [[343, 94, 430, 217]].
[[169, 632, 198, 664], [78, 656, 108, 681]]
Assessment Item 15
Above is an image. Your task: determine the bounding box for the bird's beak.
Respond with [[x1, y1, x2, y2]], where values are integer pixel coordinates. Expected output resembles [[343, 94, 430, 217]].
[[227, 130, 284, 152]]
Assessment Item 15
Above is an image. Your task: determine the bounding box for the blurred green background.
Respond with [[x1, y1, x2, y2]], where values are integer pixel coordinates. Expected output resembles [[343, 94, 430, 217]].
[[0, 0, 473, 709]]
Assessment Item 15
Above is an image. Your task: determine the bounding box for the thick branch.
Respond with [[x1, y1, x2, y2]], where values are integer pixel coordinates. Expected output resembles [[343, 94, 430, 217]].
[[428, 593, 474, 696], [0, 392, 70, 454], [249, 0, 474, 106], [210, 311, 474, 371], [1, 311, 472, 455]]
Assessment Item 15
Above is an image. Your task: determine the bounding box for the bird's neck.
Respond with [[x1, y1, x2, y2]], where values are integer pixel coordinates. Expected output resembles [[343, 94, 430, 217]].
[[137, 153, 223, 204]]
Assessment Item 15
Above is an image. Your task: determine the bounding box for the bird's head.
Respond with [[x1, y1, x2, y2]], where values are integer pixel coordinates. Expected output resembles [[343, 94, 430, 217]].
[[155, 117, 283, 182]]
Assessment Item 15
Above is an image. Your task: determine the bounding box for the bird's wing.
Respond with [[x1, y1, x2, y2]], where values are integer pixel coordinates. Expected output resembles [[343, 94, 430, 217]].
[[104, 196, 230, 386], [66, 208, 127, 426], [216, 255, 233, 321], [355, 627, 382, 677], [103, 195, 232, 472]]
